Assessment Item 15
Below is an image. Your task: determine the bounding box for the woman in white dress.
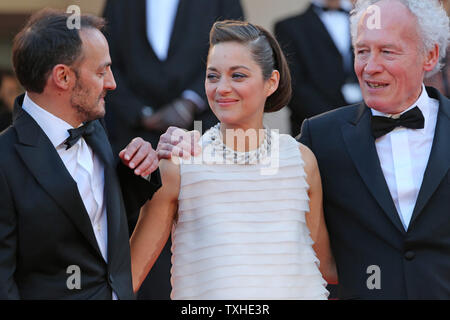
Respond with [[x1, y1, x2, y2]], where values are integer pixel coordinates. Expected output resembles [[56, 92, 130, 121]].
[[130, 20, 337, 299]]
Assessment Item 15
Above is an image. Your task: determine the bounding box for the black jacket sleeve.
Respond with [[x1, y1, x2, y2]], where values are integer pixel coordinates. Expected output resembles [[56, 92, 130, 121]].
[[0, 168, 20, 299], [116, 163, 162, 217]]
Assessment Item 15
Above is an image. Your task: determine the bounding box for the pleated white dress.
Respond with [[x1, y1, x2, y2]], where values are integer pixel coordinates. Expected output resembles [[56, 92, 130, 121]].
[[170, 125, 328, 300]]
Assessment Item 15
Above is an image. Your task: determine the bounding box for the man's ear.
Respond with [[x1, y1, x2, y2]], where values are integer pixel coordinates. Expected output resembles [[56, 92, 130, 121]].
[[423, 44, 439, 72], [51, 64, 75, 90]]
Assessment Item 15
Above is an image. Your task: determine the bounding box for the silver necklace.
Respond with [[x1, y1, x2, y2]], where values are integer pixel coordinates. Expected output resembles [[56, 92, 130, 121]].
[[208, 123, 272, 165]]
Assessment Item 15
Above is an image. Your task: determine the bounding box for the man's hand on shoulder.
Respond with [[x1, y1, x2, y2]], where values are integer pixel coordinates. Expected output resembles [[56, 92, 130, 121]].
[[156, 126, 202, 160], [119, 137, 159, 177]]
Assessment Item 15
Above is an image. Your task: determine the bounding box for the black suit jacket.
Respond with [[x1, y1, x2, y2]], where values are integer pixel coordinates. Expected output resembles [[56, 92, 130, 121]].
[[275, 4, 358, 136], [299, 87, 450, 299], [0, 95, 161, 299], [103, 0, 244, 151]]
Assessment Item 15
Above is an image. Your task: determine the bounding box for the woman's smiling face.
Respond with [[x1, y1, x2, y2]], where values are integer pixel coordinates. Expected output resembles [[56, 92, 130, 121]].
[[205, 41, 278, 130]]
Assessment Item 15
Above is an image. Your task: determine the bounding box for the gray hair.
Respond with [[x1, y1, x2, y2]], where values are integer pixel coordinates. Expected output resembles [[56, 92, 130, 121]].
[[350, 0, 449, 77]]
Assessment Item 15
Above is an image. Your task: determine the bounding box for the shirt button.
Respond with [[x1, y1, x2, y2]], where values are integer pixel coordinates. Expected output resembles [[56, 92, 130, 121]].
[[404, 251, 415, 260], [109, 274, 114, 284]]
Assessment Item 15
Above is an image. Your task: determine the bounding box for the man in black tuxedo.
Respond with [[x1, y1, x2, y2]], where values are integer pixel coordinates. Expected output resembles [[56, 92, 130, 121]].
[[102, 0, 244, 299], [299, 0, 450, 299], [275, 0, 361, 136], [0, 9, 161, 299]]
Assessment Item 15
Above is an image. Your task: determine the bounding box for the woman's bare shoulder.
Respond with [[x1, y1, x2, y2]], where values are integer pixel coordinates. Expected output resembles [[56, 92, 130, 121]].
[[298, 143, 317, 168]]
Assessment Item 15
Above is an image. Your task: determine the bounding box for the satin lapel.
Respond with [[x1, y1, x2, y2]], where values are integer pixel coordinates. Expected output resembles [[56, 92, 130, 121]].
[[104, 164, 124, 263], [306, 6, 343, 63], [13, 110, 103, 258], [139, 0, 160, 62], [341, 104, 405, 234], [410, 87, 450, 225], [166, 0, 188, 59], [85, 121, 122, 263]]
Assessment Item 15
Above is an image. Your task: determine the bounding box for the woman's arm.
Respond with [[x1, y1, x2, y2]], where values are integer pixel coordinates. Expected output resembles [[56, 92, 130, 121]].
[[300, 144, 338, 285], [129, 159, 180, 293]]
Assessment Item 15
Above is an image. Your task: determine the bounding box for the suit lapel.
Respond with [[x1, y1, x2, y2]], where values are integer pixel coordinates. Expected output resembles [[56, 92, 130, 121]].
[[302, 5, 347, 97], [410, 87, 450, 225], [84, 121, 123, 263], [139, 0, 162, 62], [341, 104, 405, 234], [306, 6, 344, 67], [166, 0, 188, 59], [13, 107, 103, 258]]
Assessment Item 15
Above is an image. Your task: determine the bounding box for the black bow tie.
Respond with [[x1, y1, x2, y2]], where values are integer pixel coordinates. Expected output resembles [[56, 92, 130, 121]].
[[371, 106, 425, 139], [65, 121, 96, 149]]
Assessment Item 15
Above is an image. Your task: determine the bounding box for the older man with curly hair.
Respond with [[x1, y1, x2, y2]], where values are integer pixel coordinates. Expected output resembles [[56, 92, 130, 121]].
[[299, 0, 450, 299]]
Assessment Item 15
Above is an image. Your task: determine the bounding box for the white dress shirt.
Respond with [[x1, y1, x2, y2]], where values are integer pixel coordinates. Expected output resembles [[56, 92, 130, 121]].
[[372, 85, 439, 230], [22, 93, 116, 299]]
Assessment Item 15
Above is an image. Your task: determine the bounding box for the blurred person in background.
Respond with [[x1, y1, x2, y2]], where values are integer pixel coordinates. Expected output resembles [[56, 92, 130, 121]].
[[275, 0, 361, 136]]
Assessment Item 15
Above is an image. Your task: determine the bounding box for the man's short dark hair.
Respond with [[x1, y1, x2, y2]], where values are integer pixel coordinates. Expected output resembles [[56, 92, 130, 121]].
[[12, 8, 106, 93]]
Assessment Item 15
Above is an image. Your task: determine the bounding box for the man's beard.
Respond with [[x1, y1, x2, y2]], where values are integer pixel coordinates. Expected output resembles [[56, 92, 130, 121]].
[[70, 79, 106, 123]]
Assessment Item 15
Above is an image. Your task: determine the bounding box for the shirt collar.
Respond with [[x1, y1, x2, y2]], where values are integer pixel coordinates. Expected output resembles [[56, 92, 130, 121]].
[[21, 92, 74, 148], [371, 84, 431, 135]]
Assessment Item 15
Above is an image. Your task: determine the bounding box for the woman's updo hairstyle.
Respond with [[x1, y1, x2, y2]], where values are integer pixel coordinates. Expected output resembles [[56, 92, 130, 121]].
[[209, 20, 292, 112]]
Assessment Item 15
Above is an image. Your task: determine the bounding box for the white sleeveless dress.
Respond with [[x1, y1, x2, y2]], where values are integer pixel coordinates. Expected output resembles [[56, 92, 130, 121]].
[[170, 125, 328, 300]]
